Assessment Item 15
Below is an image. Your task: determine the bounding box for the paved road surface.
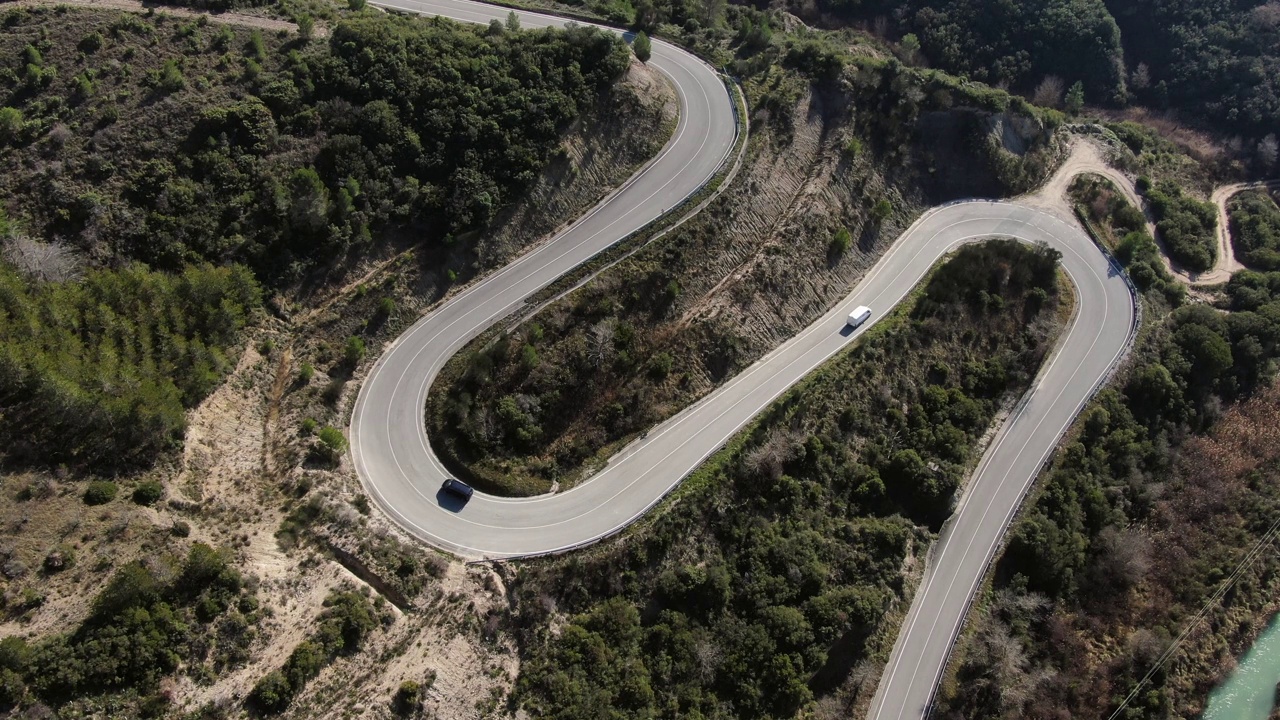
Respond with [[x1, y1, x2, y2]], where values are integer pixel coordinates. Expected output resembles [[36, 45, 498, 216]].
[[349, 3, 1138, 716]]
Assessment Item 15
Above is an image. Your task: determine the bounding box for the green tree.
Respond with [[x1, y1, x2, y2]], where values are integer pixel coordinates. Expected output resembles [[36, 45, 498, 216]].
[[344, 336, 367, 368], [871, 199, 893, 223], [633, 31, 652, 63], [505, 10, 521, 32], [317, 426, 349, 463], [296, 14, 315, 40], [1065, 81, 1085, 114], [0, 107, 20, 143]]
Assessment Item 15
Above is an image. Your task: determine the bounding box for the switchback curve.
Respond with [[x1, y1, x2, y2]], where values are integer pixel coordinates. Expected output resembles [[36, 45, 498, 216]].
[[348, 5, 1138, 717]]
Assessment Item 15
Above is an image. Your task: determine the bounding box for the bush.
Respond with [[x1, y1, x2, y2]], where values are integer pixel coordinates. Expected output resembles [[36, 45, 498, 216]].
[[322, 378, 346, 407], [83, 481, 118, 505], [43, 545, 75, 573], [132, 480, 165, 506], [251, 670, 292, 714], [317, 426, 348, 463], [153, 59, 185, 93], [829, 226, 852, 255], [871, 199, 893, 223], [394, 680, 422, 714], [344, 336, 366, 368], [633, 31, 651, 63], [171, 520, 192, 538], [299, 362, 315, 383]]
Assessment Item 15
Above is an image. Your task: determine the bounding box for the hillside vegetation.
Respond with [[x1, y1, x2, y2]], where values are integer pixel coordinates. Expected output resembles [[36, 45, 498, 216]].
[[937, 244, 1280, 716], [1229, 188, 1280, 270], [0, 6, 630, 286], [1140, 177, 1219, 272], [0, 6, 638, 476], [509, 240, 1067, 718], [570, 0, 1279, 171]]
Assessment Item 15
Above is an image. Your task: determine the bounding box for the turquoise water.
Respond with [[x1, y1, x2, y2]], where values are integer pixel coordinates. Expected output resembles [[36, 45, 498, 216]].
[[1203, 615, 1280, 720]]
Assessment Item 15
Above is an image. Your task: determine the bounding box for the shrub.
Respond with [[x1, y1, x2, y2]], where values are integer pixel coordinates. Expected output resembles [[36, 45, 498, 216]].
[[132, 480, 164, 506], [153, 59, 185, 93], [633, 31, 651, 63], [830, 227, 852, 255], [171, 520, 192, 538], [395, 680, 422, 714], [344, 336, 366, 368], [322, 378, 346, 406], [871, 199, 893, 223], [317, 426, 348, 463], [79, 32, 104, 53], [646, 352, 674, 380], [349, 0, 367, 9], [43, 545, 75, 573], [251, 670, 291, 713], [0, 107, 23, 143], [83, 481, 118, 505], [299, 362, 315, 383]]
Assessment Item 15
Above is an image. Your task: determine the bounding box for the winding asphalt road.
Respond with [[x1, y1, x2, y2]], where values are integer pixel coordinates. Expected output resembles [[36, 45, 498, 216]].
[[349, 2, 1138, 717]]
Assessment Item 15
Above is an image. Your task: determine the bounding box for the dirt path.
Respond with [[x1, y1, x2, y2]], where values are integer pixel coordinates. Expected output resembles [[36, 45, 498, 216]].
[[6, 0, 319, 35], [1031, 136, 1274, 287], [1212, 180, 1280, 275]]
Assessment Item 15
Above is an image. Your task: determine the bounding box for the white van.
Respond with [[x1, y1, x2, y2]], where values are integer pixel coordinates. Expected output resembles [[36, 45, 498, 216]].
[[847, 305, 872, 328]]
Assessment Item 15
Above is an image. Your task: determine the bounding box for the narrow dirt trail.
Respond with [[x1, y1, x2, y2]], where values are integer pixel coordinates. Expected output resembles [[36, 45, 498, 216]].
[[1213, 180, 1280, 275], [1039, 139, 1274, 286]]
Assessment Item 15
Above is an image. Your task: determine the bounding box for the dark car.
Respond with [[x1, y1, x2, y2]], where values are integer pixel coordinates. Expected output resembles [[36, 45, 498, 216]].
[[441, 478, 474, 501]]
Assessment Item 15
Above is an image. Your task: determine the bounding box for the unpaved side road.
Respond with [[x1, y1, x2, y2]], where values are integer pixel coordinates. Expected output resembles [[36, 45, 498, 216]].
[[1213, 180, 1280, 276], [1035, 137, 1275, 287]]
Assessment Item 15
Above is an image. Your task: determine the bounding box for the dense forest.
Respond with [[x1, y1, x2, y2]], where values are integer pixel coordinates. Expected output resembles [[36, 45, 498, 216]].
[[624, 0, 1280, 157], [0, 259, 260, 471], [936, 184, 1280, 718], [509, 241, 1065, 717]]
